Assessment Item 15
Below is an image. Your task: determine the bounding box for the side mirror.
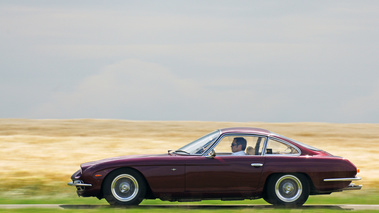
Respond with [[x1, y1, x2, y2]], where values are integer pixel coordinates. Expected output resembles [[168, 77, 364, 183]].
[[206, 149, 216, 159]]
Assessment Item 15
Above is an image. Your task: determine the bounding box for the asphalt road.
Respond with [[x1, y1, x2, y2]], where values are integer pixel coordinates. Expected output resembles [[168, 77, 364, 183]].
[[1, 204, 379, 210]]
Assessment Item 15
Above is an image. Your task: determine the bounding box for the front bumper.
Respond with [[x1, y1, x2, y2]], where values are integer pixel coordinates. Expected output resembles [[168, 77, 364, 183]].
[[67, 180, 92, 187], [68, 180, 93, 197]]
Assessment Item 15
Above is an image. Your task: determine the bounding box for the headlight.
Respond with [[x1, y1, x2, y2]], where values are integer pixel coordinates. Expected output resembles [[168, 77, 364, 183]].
[[71, 169, 82, 180]]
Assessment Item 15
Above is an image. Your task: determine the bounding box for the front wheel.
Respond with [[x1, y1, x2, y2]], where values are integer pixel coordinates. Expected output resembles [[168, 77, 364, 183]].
[[265, 173, 309, 207], [103, 169, 146, 206]]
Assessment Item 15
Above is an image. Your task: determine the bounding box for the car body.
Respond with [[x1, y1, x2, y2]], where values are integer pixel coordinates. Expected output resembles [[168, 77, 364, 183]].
[[68, 127, 361, 206]]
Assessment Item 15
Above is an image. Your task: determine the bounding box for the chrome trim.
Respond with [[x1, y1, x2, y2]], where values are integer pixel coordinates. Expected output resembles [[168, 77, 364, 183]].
[[275, 174, 303, 202], [111, 174, 139, 202], [324, 177, 361, 182], [198, 129, 221, 156], [67, 180, 92, 187], [251, 163, 263, 167], [260, 136, 268, 156], [343, 183, 362, 190]]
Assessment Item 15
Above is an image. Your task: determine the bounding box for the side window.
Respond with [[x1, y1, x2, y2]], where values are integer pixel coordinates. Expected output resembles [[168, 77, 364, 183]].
[[265, 138, 299, 155], [213, 135, 266, 156]]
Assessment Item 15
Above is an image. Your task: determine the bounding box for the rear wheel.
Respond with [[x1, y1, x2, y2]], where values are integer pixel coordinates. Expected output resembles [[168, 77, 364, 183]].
[[265, 173, 309, 207], [103, 169, 146, 206]]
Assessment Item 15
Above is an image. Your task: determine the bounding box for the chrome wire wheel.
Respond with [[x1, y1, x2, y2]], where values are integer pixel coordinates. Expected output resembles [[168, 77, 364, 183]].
[[275, 174, 302, 203], [111, 174, 139, 202]]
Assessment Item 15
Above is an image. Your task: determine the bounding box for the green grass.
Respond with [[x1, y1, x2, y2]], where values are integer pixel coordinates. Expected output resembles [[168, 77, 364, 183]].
[[1, 207, 379, 213], [0, 190, 378, 212], [0, 182, 378, 212], [1, 189, 378, 205]]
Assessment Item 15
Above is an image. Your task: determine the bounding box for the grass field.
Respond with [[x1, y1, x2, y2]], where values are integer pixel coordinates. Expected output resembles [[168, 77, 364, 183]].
[[1, 192, 379, 213], [0, 119, 378, 212], [0, 191, 379, 213]]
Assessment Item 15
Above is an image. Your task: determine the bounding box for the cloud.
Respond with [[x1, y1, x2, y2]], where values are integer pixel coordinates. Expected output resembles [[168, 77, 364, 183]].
[[29, 58, 280, 121], [23, 55, 379, 123], [29, 58, 204, 119]]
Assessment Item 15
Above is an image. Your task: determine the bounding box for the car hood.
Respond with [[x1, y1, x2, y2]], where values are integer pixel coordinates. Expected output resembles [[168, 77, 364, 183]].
[[80, 154, 167, 168]]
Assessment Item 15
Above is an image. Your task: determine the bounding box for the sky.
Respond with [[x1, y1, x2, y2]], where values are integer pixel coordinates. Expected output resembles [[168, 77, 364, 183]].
[[1, 1, 379, 123]]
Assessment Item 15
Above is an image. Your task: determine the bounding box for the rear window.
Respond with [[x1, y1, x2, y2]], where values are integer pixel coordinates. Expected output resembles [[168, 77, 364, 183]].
[[271, 134, 321, 151], [265, 138, 300, 155]]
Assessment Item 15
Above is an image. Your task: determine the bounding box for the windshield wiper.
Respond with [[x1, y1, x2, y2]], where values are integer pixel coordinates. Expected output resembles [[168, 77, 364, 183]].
[[173, 150, 190, 155]]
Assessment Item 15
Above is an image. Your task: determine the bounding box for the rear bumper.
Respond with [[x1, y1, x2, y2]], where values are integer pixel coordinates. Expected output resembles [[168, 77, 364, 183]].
[[324, 176, 362, 191], [324, 177, 361, 182], [343, 183, 362, 190]]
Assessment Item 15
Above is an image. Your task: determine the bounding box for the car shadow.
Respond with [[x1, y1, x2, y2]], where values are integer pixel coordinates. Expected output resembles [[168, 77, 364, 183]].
[[59, 204, 345, 210]]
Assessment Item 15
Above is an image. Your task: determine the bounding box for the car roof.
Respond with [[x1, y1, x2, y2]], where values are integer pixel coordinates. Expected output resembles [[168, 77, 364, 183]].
[[220, 127, 271, 136], [219, 127, 322, 153]]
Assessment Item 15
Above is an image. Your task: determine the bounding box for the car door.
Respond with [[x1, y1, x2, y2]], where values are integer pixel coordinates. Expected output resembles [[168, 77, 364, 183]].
[[185, 155, 265, 192], [185, 134, 266, 193]]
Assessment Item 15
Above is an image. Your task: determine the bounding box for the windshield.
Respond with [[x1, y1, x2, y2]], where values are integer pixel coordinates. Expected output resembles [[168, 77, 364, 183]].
[[175, 130, 220, 155]]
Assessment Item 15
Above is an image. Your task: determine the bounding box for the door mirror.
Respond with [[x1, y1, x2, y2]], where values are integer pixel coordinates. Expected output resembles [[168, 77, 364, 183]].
[[206, 149, 216, 159]]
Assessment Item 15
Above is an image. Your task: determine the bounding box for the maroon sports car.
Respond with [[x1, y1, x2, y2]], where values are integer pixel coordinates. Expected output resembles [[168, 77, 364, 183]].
[[68, 127, 361, 207]]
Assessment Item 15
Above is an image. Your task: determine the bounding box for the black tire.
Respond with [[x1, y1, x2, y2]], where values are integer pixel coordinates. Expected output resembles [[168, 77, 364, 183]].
[[102, 168, 146, 206], [263, 193, 274, 205], [265, 173, 309, 207]]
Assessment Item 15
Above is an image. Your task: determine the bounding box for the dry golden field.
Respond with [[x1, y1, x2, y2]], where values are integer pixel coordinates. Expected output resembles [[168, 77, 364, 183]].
[[0, 119, 378, 195]]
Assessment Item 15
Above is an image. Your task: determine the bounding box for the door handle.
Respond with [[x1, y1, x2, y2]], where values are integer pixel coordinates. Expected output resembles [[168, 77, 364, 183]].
[[251, 163, 263, 167]]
